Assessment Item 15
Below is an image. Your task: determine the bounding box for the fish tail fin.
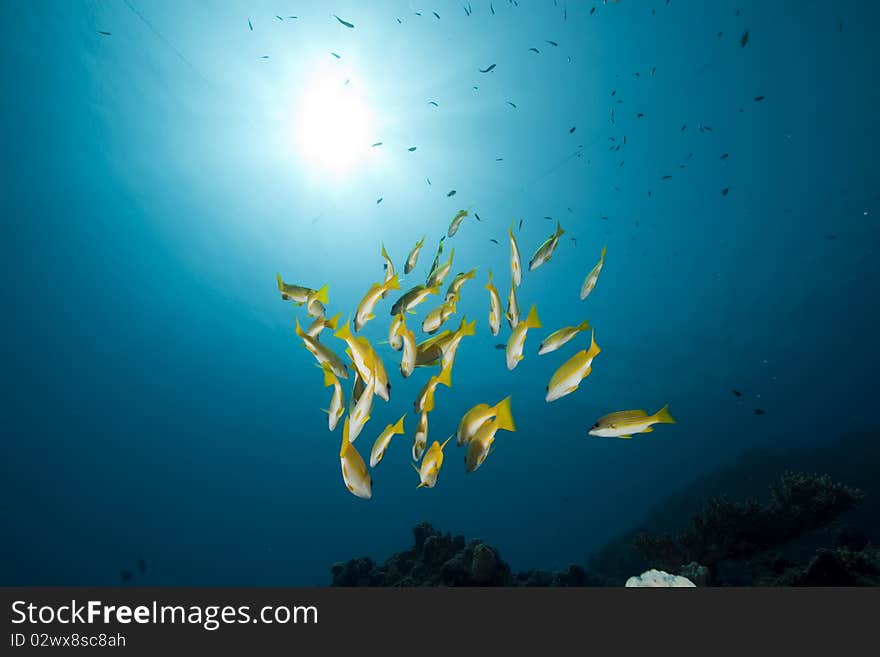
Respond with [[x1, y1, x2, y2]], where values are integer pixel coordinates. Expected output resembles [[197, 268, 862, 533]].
[[556, 221, 565, 237], [457, 316, 475, 336], [654, 404, 676, 424], [428, 284, 441, 295], [294, 317, 305, 337], [577, 320, 591, 331], [334, 320, 353, 342], [494, 396, 516, 432], [322, 364, 337, 387], [600, 245, 607, 260], [437, 361, 453, 388], [381, 243, 390, 260], [275, 272, 284, 291], [587, 330, 601, 357], [387, 273, 401, 291], [339, 418, 351, 456], [313, 284, 330, 305], [525, 305, 542, 329], [325, 312, 341, 331], [392, 414, 406, 435]]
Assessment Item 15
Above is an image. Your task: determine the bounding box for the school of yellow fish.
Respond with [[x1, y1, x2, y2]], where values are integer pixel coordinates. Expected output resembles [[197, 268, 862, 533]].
[[277, 211, 675, 499]]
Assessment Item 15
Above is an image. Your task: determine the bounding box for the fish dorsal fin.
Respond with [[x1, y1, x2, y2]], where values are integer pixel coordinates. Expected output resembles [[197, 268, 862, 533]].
[[604, 410, 649, 423], [391, 414, 406, 434]]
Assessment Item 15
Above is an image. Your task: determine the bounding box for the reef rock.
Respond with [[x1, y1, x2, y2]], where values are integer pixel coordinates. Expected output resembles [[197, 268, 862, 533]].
[[679, 562, 710, 587], [331, 522, 604, 586]]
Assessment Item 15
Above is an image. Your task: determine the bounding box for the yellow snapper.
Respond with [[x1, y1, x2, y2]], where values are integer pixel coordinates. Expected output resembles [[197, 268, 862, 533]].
[[447, 209, 469, 238], [322, 363, 345, 431], [355, 273, 401, 331], [276, 273, 320, 304], [485, 270, 502, 336], [444, 268, 477, 303], [589, 405, 676, 439], [348, 372, 365, 416], [545, 331, 601, 402], [439, 316, 476, 369], [348, 369, 376, 441], [414, 330, 453, 368], [529, 221, 565, 271], [334, 322, 375, 385], [305, 285, 329, 319], [414, 360, 453, 414], [413, 411, 429, 461], [509, 224, 522, 287], [390, 283, 441, 316], [414, 436, 453, 488], [580, 246, 607, 300], [404, 236, 425, 275], [396, 318, 418, 378], [427, 247, 455, 288], [354, 336, 391, 402], [422, 296, 458, 334], [537, 320, 591, 355], [369, 414, 407, 467], [295, 318, 349, 380], [505, 280, 520, 329], [506, 305, 541, 370], [388, 312, 405, 351], [457, 396, 511, 446], [306, 312, 341, 340], [340, 418, 372, 499], [465, 400, 516, 473], [426, 240, 444, 278]]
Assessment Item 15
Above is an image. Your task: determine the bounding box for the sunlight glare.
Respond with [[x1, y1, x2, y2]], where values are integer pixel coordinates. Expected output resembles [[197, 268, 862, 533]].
[[294, 71, 375, 174]]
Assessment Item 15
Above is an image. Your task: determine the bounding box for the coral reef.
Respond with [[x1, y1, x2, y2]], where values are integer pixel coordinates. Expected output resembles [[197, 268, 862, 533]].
[[331, 454, 877, 587], [631, 471, 869, 585], [634, 472, 863, 570], [331, 522, 604, 586], [590, 433, 880, 584], [764, 546, 880, 586]]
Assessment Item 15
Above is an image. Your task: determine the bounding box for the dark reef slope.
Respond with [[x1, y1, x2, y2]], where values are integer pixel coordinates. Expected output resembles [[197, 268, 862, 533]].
[[589, 432, 880, 585], [332, 433, 879, 586], [331, 522, 603, 587]]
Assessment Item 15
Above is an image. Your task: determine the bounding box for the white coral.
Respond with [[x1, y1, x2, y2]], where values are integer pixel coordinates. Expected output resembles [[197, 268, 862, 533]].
[[625, 569, 696, 587]]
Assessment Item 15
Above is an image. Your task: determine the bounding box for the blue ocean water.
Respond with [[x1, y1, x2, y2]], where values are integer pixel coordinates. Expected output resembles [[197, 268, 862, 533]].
[[1, 0, 878, 585]]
